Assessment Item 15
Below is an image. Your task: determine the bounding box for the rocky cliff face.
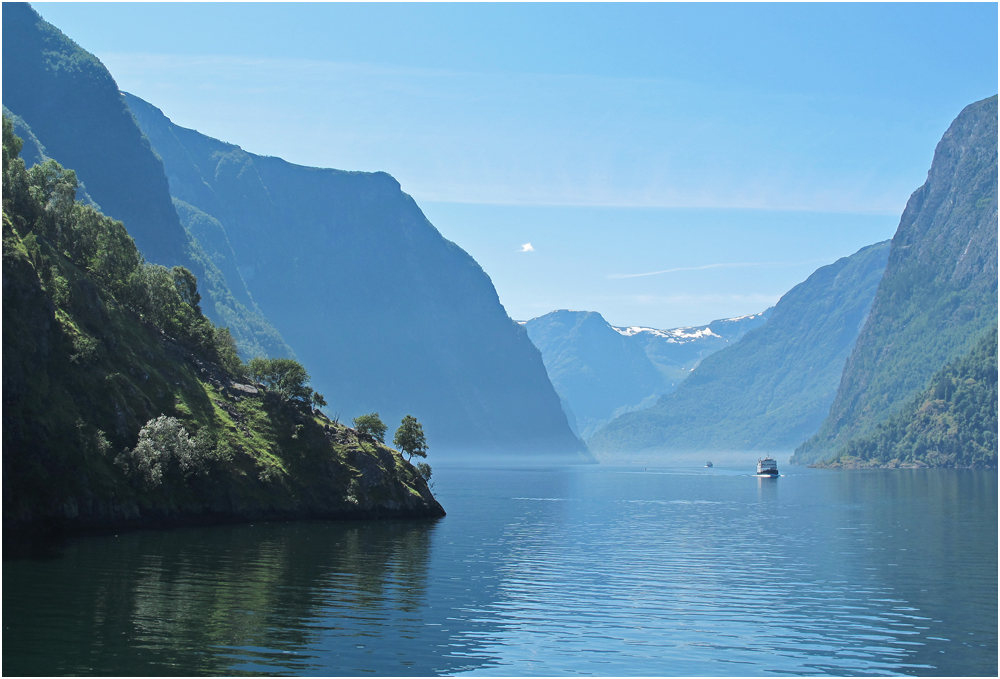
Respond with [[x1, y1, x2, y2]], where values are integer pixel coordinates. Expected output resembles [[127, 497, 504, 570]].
[[794, 96, 998, 465], [588, 241, 890, 460], [2, 2, 291, 360], [125, 93, 588, 459], [2, 2, 185, 263]]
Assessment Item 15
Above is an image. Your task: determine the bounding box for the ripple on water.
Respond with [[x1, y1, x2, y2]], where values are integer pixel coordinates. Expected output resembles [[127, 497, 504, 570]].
[[2, 467, 996, 676]]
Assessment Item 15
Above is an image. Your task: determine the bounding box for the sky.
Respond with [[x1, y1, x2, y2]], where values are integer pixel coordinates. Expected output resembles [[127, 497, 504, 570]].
[[32, 2, 998, 328]]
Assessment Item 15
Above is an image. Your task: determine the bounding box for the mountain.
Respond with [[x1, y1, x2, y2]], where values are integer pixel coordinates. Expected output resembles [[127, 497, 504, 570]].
[[523, 309, 770, 438], [1, 2, 292, 361], [123, 93, 587, 459], [818, 327, 997, 469], [794, 96, 998, 465], [587, 241, 891, 461], [3, 117, 442, 538]]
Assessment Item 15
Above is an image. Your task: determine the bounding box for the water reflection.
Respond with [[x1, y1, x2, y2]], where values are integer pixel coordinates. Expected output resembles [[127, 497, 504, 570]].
[[821, 469, 999, 677], [756, 473, 779, 501], [4, 467, 996, 677], [3, 520, 441, 675]]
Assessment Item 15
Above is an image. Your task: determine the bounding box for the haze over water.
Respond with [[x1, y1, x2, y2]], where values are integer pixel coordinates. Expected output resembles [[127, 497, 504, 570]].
[[4, 465, 996, 676]]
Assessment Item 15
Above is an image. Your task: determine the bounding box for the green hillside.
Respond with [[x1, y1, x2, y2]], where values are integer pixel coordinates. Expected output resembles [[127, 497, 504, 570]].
[[3, 117, 443, 538], [794, 96, 998, 464], [588, 241, 889, 459], [819, 328, 997, 469]]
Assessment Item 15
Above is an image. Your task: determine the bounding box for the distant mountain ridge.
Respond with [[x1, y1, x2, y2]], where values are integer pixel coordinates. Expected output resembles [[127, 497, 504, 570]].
[[794, 95, 998, 465], [587, 241, 891, 460], [523, 309, 770, 438], [124, 93, 587, 459]]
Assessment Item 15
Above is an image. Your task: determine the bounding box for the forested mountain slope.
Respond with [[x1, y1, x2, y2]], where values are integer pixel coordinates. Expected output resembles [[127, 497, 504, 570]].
[[588, 242, 890, 460], [2, 118, 442, 538], [125, 93, 587, 458], [524, 309, 769, 439], [1, 2, 291, 360], [794, 96, 998, 465], [819, 327, 997, 469]]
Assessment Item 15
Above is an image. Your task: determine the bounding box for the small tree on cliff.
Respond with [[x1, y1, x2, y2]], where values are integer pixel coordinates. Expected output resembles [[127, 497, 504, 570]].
[[394, 415, 428, 461], [353, 412, 387, 443], [248, 357, 312, 402]]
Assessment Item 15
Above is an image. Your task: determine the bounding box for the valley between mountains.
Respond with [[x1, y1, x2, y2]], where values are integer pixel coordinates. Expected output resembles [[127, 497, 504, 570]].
[[2, 3, 996, 540]]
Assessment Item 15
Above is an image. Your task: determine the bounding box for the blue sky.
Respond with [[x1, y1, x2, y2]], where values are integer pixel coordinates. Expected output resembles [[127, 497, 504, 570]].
[[33, 2, 998, 327]]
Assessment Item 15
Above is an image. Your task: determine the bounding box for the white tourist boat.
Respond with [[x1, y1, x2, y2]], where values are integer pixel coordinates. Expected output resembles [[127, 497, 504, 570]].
[[756, 457, 779, 476]]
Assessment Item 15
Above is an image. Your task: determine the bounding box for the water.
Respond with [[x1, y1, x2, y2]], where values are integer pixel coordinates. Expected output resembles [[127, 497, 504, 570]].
[[3, 465, 996, 676]]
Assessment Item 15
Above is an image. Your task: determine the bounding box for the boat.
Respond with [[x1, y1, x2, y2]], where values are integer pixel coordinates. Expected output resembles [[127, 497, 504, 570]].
[[756, 457, 779, 476], [705, 461, 713, 468]]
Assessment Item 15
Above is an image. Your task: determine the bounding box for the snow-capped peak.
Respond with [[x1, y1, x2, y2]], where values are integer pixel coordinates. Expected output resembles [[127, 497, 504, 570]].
[[611, 325, 721, 343]]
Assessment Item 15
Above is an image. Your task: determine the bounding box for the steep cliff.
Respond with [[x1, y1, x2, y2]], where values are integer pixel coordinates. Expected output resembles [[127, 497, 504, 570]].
[[1, 2, 292, 360], [794, 96, 998, 465], [125, 93, 588, 459]]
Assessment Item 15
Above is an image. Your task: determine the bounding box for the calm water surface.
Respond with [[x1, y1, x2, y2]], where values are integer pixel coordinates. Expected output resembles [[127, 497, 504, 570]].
[[3, 465, 996, 676]]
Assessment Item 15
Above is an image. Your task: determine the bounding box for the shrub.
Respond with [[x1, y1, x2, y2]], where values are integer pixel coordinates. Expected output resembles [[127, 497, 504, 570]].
[[115, 415, 203, 487]]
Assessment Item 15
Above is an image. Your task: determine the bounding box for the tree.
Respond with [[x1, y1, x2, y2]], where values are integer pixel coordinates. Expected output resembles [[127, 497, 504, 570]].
[[213, 326, 246, 379], [415, 461, 432, 483], [248, 357, 312, 402], [171, 265, 201, 314], [394, 415, 428, 461], [353, 412, 387, 443], [312, 392, 328, 409]]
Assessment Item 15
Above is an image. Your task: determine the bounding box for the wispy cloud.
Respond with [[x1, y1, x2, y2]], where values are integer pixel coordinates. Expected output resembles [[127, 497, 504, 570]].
[[608, 259, 828, 279], [518, 242, 535, 252]]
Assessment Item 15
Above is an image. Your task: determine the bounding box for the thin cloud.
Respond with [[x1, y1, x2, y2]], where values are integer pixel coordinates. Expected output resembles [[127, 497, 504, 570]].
[[608, 259, 827, 280], [519, 242, 535, 252]]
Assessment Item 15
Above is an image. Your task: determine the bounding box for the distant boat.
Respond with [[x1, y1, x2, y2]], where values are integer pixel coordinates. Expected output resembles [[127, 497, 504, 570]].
[[705, 461, 713, 468], [756, 457, 779, 476]]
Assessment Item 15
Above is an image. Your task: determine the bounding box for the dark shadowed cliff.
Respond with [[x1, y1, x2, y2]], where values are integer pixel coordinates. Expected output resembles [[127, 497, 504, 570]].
[[1, 2, 292, 360]]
